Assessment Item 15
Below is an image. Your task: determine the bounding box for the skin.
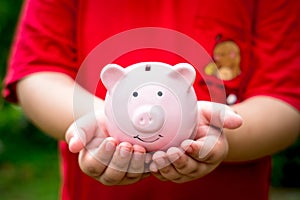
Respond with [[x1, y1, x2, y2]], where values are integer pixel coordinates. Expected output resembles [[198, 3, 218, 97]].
[[16, 72, 300, 185]]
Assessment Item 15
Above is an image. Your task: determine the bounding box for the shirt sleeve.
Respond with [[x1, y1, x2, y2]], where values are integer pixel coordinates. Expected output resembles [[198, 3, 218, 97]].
[[2, 0, 78, 103], [244, 0, 300, 111]]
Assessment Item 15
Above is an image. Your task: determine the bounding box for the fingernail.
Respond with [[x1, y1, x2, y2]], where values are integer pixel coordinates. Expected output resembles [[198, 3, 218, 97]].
[[133, 152, 144, 160], [181, 139, 193, 153], [68, 137, 78, 152], [167, 147, 181, 163], [74, 128, 86, 146], [149, 163, 158, 172], [226, 110, 242, 120], [105, 140, 115, 152], [168, 152, 180, 163], [69, 137, 76, 147], [155, 157, 166, 166], [119, 145, 131, 158]]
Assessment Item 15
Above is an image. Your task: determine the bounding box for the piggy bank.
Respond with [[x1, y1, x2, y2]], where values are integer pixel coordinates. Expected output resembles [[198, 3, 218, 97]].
[[100, 62, 198, 152]]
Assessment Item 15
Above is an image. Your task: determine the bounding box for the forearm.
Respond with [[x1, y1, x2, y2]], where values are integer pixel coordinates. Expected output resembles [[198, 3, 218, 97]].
[[224, 96, 300, 162], [16, 72, 104, 140]]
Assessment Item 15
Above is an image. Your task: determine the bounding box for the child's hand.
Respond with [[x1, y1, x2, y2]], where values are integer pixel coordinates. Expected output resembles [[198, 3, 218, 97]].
[[149, 101, 243, 183], [65, 112, 150, 185]]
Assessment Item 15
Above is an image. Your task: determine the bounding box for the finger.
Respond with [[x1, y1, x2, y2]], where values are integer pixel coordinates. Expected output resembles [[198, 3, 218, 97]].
[[122, 145, 147, 184], [197, 101, 225, 127], [65, 123, 85, 153], [129, 145, 146, 173], [166, 147, 199, 175], [99, 142, 133, 185], [198, 101, 242, 129], [181, 128, 217, 160], [65, 113, 101, 152], [123, 172, 151, 185], [78, 137, 117, 177], [182, 126, 227, 162], [151, 151, 169, 170], [149, 151, 166, 173], [154, 147, 216, 183], [151, 171, 169, 182], [151, 151, 184, 182], [223, 109, 243, 129]]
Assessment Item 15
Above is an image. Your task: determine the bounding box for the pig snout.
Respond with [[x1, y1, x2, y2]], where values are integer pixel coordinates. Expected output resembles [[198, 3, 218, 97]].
[[132, 105, 165, 133]]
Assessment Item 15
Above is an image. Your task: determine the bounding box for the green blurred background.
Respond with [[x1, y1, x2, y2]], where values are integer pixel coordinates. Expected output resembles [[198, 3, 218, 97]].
[[0, 1, 59, 199], [0, 1, 299, 199]]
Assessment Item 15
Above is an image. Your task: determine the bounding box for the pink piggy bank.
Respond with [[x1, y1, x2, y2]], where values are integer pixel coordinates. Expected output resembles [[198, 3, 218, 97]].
[[100, 62, 198, 152]]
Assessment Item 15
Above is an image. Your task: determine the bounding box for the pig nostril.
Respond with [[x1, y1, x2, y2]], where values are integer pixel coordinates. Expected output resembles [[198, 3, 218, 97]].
[[139, 118, 145, 125], [139, 116, 152, 125]]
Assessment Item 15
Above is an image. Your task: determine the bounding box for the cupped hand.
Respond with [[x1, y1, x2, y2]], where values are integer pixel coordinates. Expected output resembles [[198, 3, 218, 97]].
[[149, 101, 243, 183], [65, 112, 150, 185]]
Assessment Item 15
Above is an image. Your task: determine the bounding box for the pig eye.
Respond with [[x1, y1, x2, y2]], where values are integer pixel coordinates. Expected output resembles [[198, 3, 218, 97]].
[[157, 91, 163, 97], [132, 91, 138, 97]]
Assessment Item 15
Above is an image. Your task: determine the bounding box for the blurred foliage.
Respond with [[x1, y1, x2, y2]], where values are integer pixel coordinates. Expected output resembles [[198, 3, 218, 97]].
[[0, 2, 299, 198], [271, 138, 300, 187], [0, 0, 58, 154], [0, 0, 23, 82], [0, 1, 59, 199], [0, 103, 59, 200]]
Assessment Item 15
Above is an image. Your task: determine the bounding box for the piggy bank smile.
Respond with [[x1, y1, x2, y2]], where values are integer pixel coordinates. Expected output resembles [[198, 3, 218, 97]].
[[133, 134, 163, 143]]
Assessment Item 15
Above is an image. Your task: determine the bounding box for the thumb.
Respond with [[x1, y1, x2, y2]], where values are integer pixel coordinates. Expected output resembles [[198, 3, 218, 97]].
[[223, 109, 243, 129], [65, 123, 86, 153], [198, 101, 243, 129], [65, 113, 99, 153]]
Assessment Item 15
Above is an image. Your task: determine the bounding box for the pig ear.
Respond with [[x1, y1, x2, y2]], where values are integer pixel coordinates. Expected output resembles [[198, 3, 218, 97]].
[[170, 63, 196, 87], [100, 64, 125, 92]]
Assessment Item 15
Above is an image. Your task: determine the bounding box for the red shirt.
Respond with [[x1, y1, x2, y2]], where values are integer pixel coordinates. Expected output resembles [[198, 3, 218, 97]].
[[3, 0, 300, 200]]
